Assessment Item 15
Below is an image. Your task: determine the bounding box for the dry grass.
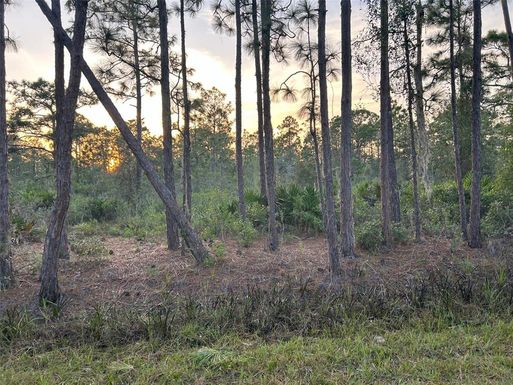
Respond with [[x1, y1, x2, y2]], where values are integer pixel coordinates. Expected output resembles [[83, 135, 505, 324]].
[[0, 234, 507, 318]]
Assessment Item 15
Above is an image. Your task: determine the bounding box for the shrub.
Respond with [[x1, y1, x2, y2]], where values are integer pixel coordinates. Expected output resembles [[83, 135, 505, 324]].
[[70, 196, 121, 224], [276, 184, 323, 233], [19, 185, 54, 210], [392, 223, 409, 245], [355, 220, 383, 251]]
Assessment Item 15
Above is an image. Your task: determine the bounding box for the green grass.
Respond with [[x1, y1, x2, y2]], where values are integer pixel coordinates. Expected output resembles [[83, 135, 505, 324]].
[[2, 320, 513, 384]]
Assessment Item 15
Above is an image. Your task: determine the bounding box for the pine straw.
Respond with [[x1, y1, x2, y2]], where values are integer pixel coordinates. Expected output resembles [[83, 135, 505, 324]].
[[0, 234, 506, 318]]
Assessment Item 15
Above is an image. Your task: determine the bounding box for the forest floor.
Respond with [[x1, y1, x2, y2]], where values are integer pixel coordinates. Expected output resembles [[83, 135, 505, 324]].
[[0, 233, 508, 317], [2, 235, 513, 384]]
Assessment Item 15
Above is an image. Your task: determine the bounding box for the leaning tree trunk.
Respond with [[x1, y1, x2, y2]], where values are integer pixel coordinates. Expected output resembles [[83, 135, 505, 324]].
[[449, 0, 468, 241], [35, 0, 209, 265], [132, 2, 143, 199], [0, 0, 14, 290], [251, 0, 266, 199], [52, 0, 70, 260], [501, 0, 513, 81], [414, 0, 430, 195], [403, 18, 421, 242], [40, 0, 89, 304], [340, 0, 356, 258], [158, 0, 180, 250], [469, 0, 482, 248], [235, 0, 247, 219], [318, 0, 341, 281], [180, 0, 192, 218], [260, 0, 279, 251], [380, 0, 393, 246]]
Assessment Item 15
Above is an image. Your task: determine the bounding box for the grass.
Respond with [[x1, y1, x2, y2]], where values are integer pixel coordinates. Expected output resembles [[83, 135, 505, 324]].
[[1, 319, 513, 384]]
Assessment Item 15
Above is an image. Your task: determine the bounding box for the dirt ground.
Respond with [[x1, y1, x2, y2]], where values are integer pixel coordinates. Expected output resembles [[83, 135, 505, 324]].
[[0, 234, 508, 317]]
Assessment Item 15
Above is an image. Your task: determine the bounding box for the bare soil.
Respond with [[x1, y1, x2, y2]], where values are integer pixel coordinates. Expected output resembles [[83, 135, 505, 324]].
[[0, 234, 509, 317]]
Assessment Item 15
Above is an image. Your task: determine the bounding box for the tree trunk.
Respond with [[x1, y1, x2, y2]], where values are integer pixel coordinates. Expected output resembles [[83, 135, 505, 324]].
[[380, 0, 393, 246], [501, 0, 513, 81], [311, 120, 325, 219], [260, 0, 279, 251], [35, 0, 209, 265], [180, 0, 192, 218], [318, 0, 340, 281], [340, 0, 356, 258], [306, 20, 325, 222], [414, 0, 430, 195], [251, 0, 266, 199], [52, 0, 70, 260], [469, 0, 482, 248], [235, 0, 247, 219], [449, 0, 468, 241], [132, 2, 143, 199], [40, 0, 89, 304], [403, 18, 421, 242], [0, 0, 13, 290], [158, 0, 180, 250]]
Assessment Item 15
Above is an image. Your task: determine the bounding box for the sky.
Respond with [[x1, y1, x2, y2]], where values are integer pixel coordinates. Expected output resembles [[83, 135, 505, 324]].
[[4, 0, 504, 136]]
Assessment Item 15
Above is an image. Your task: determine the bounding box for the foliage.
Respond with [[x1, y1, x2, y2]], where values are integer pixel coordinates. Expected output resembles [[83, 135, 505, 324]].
[[276, 184, 323, 233]]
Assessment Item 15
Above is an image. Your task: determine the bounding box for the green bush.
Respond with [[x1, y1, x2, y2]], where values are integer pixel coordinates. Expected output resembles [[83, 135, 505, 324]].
[[355, 220, 383, 251], [69, 196, 121, 224], [392, 223, 409, 245], [19, 185, 54, 210], [276, 184, 322, 233]]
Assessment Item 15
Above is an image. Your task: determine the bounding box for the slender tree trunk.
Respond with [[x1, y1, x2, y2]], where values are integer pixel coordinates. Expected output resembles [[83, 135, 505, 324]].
[[180, 0, 192, 218], [469, 0, 482, 248], [311, 119, 325, 218], [0, 0, 13, 290], [501, 0, 513, 81], [403, 19, 421, 242], [414, 0, 430, 195], [52, 0, 70, 260], [158, 0, 180, 250], [251, 0, 266, 199], [235, 0, 247, 219], [306, 20, 325, 221], [380, 0, 393, 246], [40, 0, 89, 304], [449, 0, 468, 241], [340, 0, 356, 258], [132, 3, 143, 198], [260, 0, 278, 251], [35, 0, 209, 264], [318, 0, 340, 281]]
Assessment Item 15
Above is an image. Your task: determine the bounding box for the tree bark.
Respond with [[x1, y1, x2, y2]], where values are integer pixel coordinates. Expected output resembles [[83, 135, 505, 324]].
[[449, 0, 468, 241], [235, 0, 247, 219], [501, 0, 513, 82], [158, 0, 180, 250], [251, 0, 266, 199], [319, 0, 340, 281], [469, 0, 482, 248], [260, 0, 279, 251], [35, 0, 209, 265], [52, 0, 71, 260], [380, 0, 393, 246], [340, 0, 355, 258], [180, 0, 192, 218], [414, 0, 430, 195], [403, 18, 421, 242], [40, 0, 89, 304], [0, 0, 14, 290]]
